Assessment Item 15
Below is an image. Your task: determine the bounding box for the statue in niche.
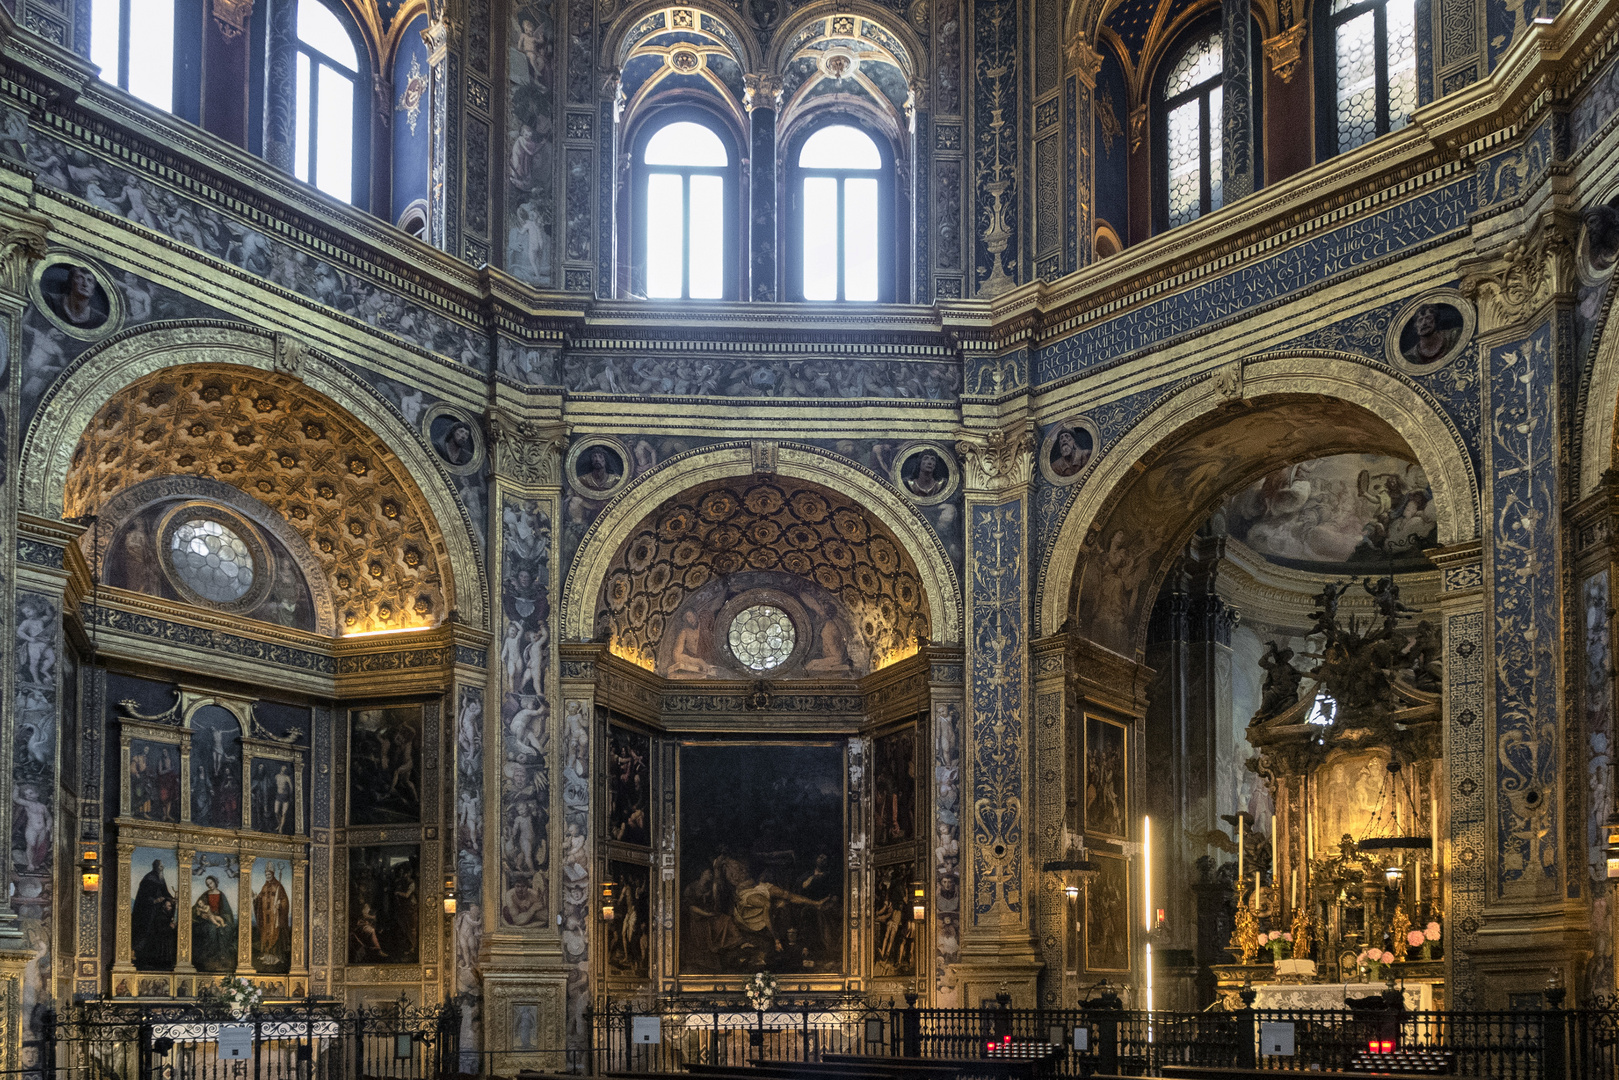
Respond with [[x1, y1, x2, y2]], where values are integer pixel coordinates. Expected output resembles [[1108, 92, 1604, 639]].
[[1257, 642, 1302, 718], [668, 610, 719, 678]]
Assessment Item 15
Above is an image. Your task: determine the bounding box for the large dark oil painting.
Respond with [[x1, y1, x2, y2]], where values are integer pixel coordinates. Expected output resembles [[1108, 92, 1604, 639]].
[[607, 725, 650, 846], [605, 859, 651, 980], [348, 845, 420, 965], [130, 846, 179, 971], [349, 708, 422, 825], [872, 860, 917, 978], [190, 706, 242, 829], [679, 743, 844, 975], [873, 727, 916, 846]]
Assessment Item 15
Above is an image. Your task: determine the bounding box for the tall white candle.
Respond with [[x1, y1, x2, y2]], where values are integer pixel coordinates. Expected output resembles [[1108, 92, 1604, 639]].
[[1255, 871, 1261, 900], [1271, 814, 1278, 877], [1415, 863, 1421, 904], [1431, 796, 1439, 863], [1238, 815, 1244, 880], [1291, 869, 1297, 908]]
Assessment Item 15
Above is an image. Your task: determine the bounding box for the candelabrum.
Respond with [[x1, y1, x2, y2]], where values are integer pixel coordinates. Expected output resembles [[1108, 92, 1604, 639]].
[[1229, 894, 1260, 964]]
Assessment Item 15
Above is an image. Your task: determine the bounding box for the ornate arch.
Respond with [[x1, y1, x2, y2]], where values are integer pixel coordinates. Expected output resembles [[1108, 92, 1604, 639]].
[[20, 322, 488, 630], [1579, 277, 1619, 497], [604, 1, 761, 78], [766, 3, 923, 142], [1038, 354, 1481, 644], [562, 442, 962, 645]]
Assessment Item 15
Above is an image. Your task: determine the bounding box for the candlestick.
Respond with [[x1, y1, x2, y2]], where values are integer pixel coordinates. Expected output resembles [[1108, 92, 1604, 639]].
[[1238, 815, 1244, 880]]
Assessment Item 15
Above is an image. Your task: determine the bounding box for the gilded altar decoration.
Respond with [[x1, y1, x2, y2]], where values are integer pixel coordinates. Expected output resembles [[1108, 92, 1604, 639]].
[[1390, 906, 1412, 961], [1289, 904, 1314, 959], [1229, 897, 1259, 965]]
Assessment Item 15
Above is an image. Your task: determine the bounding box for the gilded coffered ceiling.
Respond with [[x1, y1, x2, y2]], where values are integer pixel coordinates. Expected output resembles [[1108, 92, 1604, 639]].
[[598, 477, 930, 671], [63, 366, 450, 635]]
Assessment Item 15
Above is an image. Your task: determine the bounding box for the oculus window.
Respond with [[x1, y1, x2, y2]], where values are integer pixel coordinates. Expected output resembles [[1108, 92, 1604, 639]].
[[728, 605, 796, 672], [1157, 30, 1224, 230], [638, 119, 732, 299], [789, 123, 891, 302], [1318, 0, 1417, 156], [294, 0, 361, 202], [90, 0, 178, 111]]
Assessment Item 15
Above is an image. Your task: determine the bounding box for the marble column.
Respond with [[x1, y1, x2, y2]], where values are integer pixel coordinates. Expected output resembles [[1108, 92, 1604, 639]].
[[1065, 37, 1102, 272], [1220, 0, 1256, 203], [744, 75, 781, 302], [262, 0, 298, 174], [480, 411, 570, 1070], [951, 422, 1041, 1005]]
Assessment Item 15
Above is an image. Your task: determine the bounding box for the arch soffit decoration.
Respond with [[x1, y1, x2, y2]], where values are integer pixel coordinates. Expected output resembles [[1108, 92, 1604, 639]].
[[766, 4, 923, 137], [1579, 274, 1619, 498], [20, 322, 488, 630], [86, 475, 341, 637], [1038, 355, 1482, 642], [380, 1, 434, 67], [606, 1, 762, 85], [562, 442, 963, 645]]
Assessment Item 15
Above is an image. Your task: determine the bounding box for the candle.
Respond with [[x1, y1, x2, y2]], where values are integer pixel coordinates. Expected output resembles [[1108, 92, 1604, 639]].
[[1291, 869, 1297, 908], [1255, 871, 1261, 899], [1238, 815, 1244, 880], [1415, 863, 1421, 904], [1431, 796, 1439, 863], [1271, 814, 1278, 877]]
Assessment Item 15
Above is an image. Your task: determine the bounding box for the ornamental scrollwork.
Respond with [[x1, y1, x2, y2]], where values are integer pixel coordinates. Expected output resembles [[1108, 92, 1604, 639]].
[[956, 423, 1035, 492], [485, 410, 567, 487], [1460, 226, 1576, 334]]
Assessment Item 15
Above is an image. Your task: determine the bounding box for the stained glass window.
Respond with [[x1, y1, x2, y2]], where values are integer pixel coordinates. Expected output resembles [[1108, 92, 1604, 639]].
[[1161, 31, 1224, 228], [168, 519, 256, 603], [642, 120, 730, 299], [294, 1, 360, 203], [1328, 0, 1417, 154], [728, 605, 796, 671]]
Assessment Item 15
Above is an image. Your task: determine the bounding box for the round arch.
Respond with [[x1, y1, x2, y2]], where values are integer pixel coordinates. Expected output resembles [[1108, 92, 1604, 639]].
[[764, 1, 926, 76], [1038, 354, 1480, 644], [1580, 281, 1619, 497], [561, 442, 962, 644], [19, 322, 489, 629], [603, 0, 762, 76]]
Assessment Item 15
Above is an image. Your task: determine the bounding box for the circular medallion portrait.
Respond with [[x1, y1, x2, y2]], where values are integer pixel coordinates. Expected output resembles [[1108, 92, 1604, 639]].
[[1579, 200, 1619, 287], [421, 404, 484, 476], [31, 255, 120, 340], [156, 504, 275, 613], [565, 437, 630, 500], [1385, 291, 1475, 374], [1038, 416, 1100, 487], [891, 442, 958, 506]]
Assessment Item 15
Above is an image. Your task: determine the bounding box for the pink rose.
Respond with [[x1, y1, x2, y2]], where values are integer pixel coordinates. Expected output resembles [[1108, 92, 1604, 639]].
[[1424, 922, 1441, 941], [1282, 932, 1293, 942], [1408, 930, 1425, 947]]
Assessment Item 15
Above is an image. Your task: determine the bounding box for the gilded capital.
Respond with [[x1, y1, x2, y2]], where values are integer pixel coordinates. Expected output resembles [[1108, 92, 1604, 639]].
[[1128, 104, 1147, 153], [956, 422, 1036, 492], [1262, 23, 1307, 83], [211, 0, 253, 41], [486, 409, 568, 487], [1066, 35, 1103, 89], [0, 209, 47, 300], [743, 73, 783, 112], [422, 18, 450, 66], [1460, 225, 1576, 334]]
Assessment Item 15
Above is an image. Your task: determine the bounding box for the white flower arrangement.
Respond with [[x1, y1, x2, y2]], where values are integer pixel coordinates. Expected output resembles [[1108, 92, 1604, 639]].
[[203, 976, 265, 1019], [743, 971, 778, 1011]]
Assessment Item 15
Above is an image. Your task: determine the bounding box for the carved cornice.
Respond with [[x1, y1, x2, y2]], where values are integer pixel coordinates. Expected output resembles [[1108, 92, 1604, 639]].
[[1067, 634, 1153, 719], [1262, 23, 1308, 83], [1460, 222, 1578, 334], [955, 422, 1036, 493], [485, 410, 567, 487]]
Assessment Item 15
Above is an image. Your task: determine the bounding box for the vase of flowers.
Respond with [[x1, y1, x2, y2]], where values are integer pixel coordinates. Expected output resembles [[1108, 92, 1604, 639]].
[[201, 976, 264, 1020], [1421, 920, 1441, 960], [1263, 930, 1293, 962], [1356, 948, 1394, 981], [744, 971, 778, 1012]]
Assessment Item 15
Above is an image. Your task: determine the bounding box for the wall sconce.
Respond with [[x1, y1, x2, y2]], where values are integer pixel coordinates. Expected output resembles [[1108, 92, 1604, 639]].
[[80, 849, 99, 894], [1064, 883, 1080, 901], [442, 876, 456, 916], [601, 882, 617, 921], [1383, 861, 1405, 888], [911, 883, 925, 921]]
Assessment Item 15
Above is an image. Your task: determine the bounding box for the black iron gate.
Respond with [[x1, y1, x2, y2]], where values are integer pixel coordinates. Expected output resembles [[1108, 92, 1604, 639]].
[[48, 1000, 459, 1080]]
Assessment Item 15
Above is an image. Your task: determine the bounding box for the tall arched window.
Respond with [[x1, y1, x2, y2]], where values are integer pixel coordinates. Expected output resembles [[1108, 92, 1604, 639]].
[[90, 0, 178, 111], [294, 0, 361, 202], [1156, 30, 1224, 230], [788, 122, 891, 302], [636, 119, 733, 299], [1317, 0, 1417, 156]]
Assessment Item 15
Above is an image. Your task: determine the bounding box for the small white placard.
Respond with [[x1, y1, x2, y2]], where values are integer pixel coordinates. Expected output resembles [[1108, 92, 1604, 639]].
[[1073, 1027, 1089, 1052], [631, 1017, 661, 1045], [1260, 1021, 1296, 1057], [217, 1025, 253, 1061]]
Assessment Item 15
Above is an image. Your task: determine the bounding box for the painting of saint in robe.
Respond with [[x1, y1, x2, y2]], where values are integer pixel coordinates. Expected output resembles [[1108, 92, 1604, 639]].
[[191, 855, 239, 972], [607, 726, 649, 847], [130, 739, 181, 822], [130, 848, 178, 970], [251, 759, 298, 834], [252, 860, 293, 973], [872, 861, 917, 978], [190, 706, 242, 829], [348, 846, 420, 964], [873, 728, 916, 845], [349, 708, 422, 825]]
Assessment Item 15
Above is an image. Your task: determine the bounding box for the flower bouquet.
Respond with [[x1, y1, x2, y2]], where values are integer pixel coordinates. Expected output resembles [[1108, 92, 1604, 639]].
[[1421, 920, 1441, 959], [1263, 930, 1293, 962], [744, 971, 778, 1012], [200, 975, 264, 1020], [1356, 948, 1394, 981]]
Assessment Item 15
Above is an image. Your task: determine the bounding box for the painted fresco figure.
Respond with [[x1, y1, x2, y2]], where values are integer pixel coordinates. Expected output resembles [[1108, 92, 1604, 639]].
[[1399, 304, 1462, 365], [191, 876, 238, 972], [1049, 427, 1093, 477], [131, 860, 178, 970]]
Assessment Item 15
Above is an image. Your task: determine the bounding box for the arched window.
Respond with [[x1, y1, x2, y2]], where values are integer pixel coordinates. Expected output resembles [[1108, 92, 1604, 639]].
[[788, 122, 892, 302], [1317, 0, 1417, 156], [634, 118, 735, 299], [90, 0, 178, 111], [294, 0, 361, 202], [1156, 30, 1224, 230]]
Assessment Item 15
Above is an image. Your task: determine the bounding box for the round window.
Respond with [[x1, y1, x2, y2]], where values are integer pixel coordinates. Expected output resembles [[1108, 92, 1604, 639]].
[[157, 504, 275, 613], [728, 604, 796, 672]]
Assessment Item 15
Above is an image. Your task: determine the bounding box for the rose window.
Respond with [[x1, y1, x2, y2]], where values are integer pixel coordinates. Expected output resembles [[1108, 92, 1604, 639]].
[[728, 605, 796, 671], [167, 518, 255, 603]]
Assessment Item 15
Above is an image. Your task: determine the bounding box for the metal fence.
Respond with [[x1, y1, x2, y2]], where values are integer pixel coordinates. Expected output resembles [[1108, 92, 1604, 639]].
[[47, 1000, 459, 1080], [583, 997, 1619, 1078]]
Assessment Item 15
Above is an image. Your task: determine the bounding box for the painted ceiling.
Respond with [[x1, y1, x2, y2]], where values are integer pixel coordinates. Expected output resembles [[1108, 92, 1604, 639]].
[[598, 477, 930, 672], [64, 366, 450, 634]]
